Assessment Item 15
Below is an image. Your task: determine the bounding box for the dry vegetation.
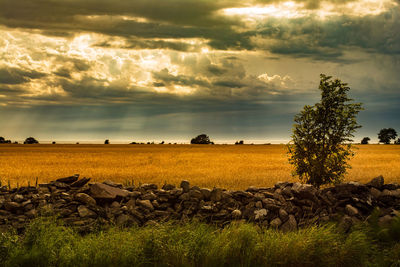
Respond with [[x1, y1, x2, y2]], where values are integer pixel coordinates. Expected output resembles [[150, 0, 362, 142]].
[[0, 144, 399, 189]]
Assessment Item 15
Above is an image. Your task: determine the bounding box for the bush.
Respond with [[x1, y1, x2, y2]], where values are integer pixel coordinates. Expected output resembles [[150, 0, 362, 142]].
[[378, 128, 397, 144], [288, 74, 363, 188], [0, 137, 11, 144], [191, 134, 214, 144], [361, 137, 370, 144], [24, 137, 39, 144]]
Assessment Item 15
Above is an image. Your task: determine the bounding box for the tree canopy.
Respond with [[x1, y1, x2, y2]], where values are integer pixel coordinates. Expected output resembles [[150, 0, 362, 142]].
[[191, 134, 214, 144], [378, 128, 397, 144], [288, 74, 363, 187]]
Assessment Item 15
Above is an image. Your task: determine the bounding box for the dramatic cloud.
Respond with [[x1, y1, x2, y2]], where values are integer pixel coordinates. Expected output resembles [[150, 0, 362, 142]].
[[0, 0, 399, 142]]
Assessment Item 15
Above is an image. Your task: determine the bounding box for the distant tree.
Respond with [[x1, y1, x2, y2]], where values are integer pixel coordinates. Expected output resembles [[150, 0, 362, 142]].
[[235, 140, 244, 145], [104, 139, 109, 144], [130, 141, 137, 144], [24, 137, 39, 144], [288, 74, 363, 188], [52, 141, 56, 144], [378, 128, 397, 144], [361, 137, 370, 144], [160, 141, 164, 144], [76, 142, 79, 144], [191, 134, 213, 144], [13, 141, 18, 144], [0, 137, 11, 143], [395, 138, 400, 145]]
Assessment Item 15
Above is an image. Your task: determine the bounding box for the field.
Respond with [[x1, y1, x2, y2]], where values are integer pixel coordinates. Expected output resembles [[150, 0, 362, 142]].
[[0, 144, 399, 189]]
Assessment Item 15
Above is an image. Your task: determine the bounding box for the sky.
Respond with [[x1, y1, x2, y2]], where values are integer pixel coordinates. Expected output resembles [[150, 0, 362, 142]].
[[0, 0, 399, 143]]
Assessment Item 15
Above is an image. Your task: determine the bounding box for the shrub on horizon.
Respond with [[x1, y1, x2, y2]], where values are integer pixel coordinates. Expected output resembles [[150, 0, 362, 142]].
[[191, 134, 214, 144], [24, 137, 39, 144]]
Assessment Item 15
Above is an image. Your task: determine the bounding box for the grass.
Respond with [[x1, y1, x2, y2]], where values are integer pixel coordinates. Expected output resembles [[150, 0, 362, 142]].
[[0, 216, 399, 267], [0, 144, 399, 189]]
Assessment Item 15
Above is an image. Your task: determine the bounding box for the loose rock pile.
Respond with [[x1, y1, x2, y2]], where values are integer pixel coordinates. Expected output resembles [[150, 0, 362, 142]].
[[0, 175, 399, 232]]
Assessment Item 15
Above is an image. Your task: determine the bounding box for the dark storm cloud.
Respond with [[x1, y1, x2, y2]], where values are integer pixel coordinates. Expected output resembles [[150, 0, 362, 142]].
[[95, 38, 195, 52], [0, 67, 47, 85], [251, 8, 400, 60], [152, 68, 210, 87], [1, 0, 398, 56]]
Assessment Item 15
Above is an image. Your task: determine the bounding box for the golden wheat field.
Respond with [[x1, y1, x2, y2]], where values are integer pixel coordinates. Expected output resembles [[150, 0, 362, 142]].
[[0, 144, 399, 189]]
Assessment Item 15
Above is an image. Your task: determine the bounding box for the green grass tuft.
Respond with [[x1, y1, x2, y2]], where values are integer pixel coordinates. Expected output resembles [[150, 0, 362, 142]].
[[0, 217, 399, 267]]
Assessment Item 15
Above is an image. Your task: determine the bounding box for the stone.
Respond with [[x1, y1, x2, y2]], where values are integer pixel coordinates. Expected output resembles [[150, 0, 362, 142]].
[[25, 209, 37, 219], [254, 209, 268, 220], [179, 193, 190, 201], [201, 205, 213, 211], [246, 186, 259, 193], [56, 174, 79, 184], [270, 217, 282, 228], [125, 199, 136, 209], [180, 180, 190, 193], [52, 181, 70, 189], [231, 209, 242, 219], [378, 215, 393, 227], [116, 214, 131, 226], [162, 184, 175, 190], [13, 194, 24, 203], [210, 188, 222, 202], [189, 189, 203, 200], [77, 205, 97, 218], [367, 175, 384, 189], [370, 187, 381, 199], [128, 191, 141, 198], [75, 193, 96, 206], [140, 184, 158, 190], [141, 192, 157, 200], [274, 181, 290, 189], [392, 189, 400, 198], [279, 208, 289, 222], [71, 177, 91, 187], [90, 183, 129, 200], [291, 183, 317, 201], [4, 202, 21, 211], [281, 215, 297, 232], [22, 200, 32, 207], [200, 188, 211, 199], [137, 199, 154, 211], [103, 180, 123, 188], [110, 201, 121, 209], [345, 204, 359, 216], [281, 186, 293, 197]]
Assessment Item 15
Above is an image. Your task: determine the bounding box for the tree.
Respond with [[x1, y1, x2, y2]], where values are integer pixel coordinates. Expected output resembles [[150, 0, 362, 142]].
[[24, 137, 39, 144], [191, 134, 213, 144], [361, 137, 370, 144], [104, 139, 110, 144], [378, 128, 397, 144], [395, 138, 400, 145], [0, 137, 11, 143], [288, 74, 363, 188], [235, 140, 244, 145]]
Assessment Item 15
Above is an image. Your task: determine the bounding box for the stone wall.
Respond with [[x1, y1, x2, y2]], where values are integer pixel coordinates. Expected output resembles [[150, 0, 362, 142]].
[[0, 175, 399, 232]]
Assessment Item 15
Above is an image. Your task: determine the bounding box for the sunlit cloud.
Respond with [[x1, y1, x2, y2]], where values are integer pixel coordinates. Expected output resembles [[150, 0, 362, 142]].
[[222, 0, 397, 21]]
